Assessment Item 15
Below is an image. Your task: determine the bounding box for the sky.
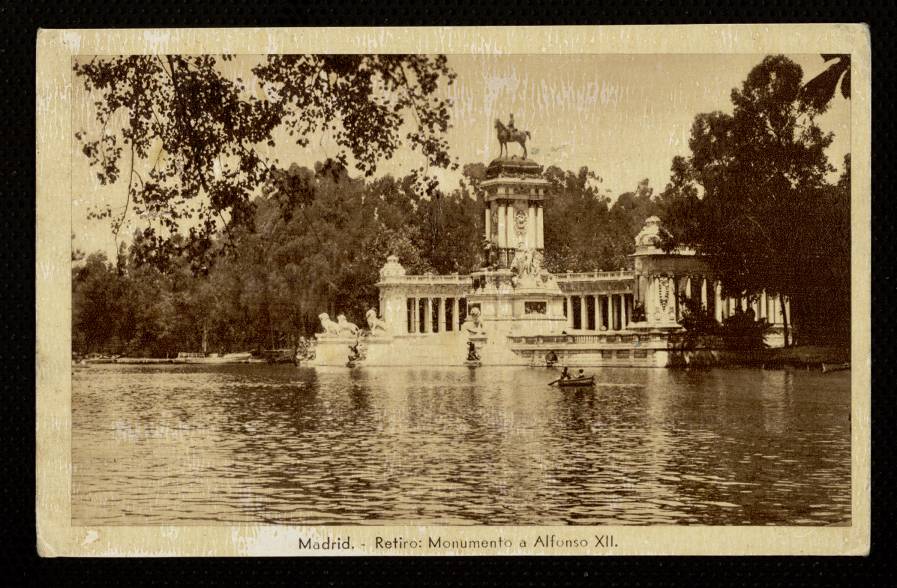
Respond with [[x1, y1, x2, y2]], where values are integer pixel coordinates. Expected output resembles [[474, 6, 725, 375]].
[[72, 53, 850, 259]]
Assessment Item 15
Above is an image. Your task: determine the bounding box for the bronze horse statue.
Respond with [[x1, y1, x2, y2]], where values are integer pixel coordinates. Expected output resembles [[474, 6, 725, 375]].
[[494, 119, 531, 159]]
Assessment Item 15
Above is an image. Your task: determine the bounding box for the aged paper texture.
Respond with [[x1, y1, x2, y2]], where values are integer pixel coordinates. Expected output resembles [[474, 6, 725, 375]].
[[37, 25, 870, 556]]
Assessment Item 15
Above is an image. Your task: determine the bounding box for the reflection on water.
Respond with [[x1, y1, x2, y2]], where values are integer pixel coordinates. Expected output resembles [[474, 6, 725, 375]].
[[72, 365, 851, 525]]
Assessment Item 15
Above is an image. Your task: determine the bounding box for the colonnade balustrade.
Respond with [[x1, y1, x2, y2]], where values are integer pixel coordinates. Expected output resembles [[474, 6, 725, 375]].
[[405, 296, 468, 334], [641, 273, 791, 327], [563, 293, 634, 332]]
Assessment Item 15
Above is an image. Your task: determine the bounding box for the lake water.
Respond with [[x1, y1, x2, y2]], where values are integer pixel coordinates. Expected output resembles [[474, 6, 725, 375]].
[[72, 365, 851, 526]]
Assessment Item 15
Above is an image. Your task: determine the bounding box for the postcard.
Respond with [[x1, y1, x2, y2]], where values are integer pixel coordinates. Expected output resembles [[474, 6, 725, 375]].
[[36, 25, 870, 556]]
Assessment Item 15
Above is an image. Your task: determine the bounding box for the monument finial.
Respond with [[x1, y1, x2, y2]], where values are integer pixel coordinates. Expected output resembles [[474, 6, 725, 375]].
[[494, 115, 531, 159]]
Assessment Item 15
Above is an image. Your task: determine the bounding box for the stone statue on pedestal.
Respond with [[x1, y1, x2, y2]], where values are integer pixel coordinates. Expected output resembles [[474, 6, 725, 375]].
[[462, 307, 486, 335], [336, 314, 360, 337], [494, 116, 531, 159], [318, 313, 341, 336], [366, 308, 388, 336]]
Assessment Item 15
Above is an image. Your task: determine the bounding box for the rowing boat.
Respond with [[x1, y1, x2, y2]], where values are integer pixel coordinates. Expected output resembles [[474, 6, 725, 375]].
[[556, 376, 595, 388], [821, 362, 849, 373]]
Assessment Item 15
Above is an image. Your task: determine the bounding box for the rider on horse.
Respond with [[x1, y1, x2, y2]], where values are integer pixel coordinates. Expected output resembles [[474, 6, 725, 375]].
[[495, 114, 531, 159]]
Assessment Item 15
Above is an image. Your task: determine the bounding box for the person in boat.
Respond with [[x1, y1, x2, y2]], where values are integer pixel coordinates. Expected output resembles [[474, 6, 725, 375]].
[[466, 341, 480, 361], [560, 366, 571, 380], [577, 369, 585, 380]]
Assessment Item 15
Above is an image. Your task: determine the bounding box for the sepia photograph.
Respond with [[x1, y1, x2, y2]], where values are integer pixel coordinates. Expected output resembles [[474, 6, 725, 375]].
[[36, 26, 870, 555]]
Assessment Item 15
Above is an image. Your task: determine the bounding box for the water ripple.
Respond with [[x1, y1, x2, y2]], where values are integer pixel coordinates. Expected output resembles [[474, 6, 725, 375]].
[[72, 365, 851, 526]]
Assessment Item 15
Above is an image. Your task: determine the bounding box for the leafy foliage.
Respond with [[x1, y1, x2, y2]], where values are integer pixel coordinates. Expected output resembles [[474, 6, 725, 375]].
[[74, 54, 456, 269], [799, 54, 851, 113], [659, 55, 850, 343]]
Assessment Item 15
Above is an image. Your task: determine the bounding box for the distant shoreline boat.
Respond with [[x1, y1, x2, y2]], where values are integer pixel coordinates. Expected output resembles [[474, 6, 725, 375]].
[[821, 362, 850, 374]]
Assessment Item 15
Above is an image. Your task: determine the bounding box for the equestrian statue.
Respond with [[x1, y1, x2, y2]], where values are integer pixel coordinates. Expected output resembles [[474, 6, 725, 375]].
[[494, 114, 531, 159]]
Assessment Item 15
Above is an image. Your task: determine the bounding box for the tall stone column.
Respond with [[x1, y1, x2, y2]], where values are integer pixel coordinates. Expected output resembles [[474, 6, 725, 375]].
[[579, 295, 588, 331], [412, 297, 419, 333], [685, 276, 692, 299], [423, 298, 432, 333], [714, 282, 723, 322], [437, 297, 446, 333], [536, 204, 544, 249], [527, 205, 536, 249], [593, 295, 601, 332], [484, 206, 491, 243], [497, 203, 506, 249], [452, 297, 460, 332], [770, 294, 782, 325], [609, 295, 616, 331], [751, 297, 760, 321], [760, 290, 768, 320], [784, 296, 791, 327], [701, 277, 708, 310], [506, 203, 516, 249]]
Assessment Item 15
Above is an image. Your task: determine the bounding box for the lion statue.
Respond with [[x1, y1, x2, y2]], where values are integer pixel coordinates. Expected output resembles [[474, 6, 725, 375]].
[[366, 309, 388, 336], [336, 314, 360, 337], [461, 306, 486, 335], [318, 313, 341, 335]]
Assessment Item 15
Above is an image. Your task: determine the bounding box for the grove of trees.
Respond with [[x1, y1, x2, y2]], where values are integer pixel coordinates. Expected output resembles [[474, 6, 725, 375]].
[[659, 55, 851, 345], [73, 161, 660, 356]]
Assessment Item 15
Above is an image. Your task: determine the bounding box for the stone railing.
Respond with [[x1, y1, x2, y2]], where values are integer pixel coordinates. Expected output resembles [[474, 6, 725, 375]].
[[507, 332, 669, 346], [555, 270, 635, 282], [378, 274, 473, 284]]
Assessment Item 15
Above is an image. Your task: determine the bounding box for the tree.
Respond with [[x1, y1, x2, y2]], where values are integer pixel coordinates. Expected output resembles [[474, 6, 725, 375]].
[[800, 54, 851, 113], [660, 55, 847, 344], [74, 54, 456, 269]]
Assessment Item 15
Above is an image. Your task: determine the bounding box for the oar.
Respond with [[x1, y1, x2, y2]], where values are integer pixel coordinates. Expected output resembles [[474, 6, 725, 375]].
[[547, 377, 563, 386]]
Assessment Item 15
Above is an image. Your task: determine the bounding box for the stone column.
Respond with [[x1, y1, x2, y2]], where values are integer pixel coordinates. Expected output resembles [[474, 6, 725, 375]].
[[579, 295, 588, 331], [527, 205, 536, 249], [484, 206, 491, 243], [497, 203, 506, 249], [437, 297, 446, 333], [593, 295, 601, 332], [685, 276, 692, 299], [609, 295, 616, 331], [751, 297, 760, 321], [412, 297, 420, 333], [714, 282, 723, 322], [423, 298, 432, 333], [701, 277, 708, 310], [536, 204, 544, 249], [760, 290, 768, 320], [771, 294, 779, 324], [784, 296, 791, 327], [452, 297, 460, 332], [506, 203, 516, 249]]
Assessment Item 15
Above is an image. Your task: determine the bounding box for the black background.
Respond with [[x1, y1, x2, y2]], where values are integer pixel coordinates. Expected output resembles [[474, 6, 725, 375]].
[[3, 1, 891, 584]]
